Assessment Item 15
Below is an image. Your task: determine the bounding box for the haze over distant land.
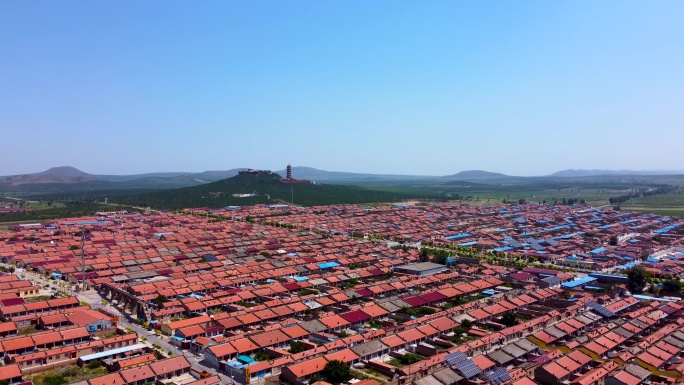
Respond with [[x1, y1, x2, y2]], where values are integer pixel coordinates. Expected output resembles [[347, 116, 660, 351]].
[[2, 166, 683, 187], [1, 1, 683, 175]]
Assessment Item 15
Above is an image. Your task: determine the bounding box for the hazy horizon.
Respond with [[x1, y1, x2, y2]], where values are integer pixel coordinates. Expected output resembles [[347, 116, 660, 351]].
[[4, 164, 684, 179], [2, 1, 683, 176]]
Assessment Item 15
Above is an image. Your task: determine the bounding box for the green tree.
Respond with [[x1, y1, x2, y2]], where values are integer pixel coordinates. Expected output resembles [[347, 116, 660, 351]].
[[626, 265, 651, 294], [419, 248, 429, 262], [609, 235, 618, 246], [460, 319, 473, 329], [500, 312, 518, 327], [663, 278, 683, 294], [153, 294, 168, 305], [322, 360, 351, 384], [289, 341, 308, 354]]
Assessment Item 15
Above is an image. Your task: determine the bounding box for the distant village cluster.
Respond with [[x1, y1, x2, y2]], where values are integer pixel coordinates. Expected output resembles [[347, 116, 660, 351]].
[[1, 202, 684, 385]]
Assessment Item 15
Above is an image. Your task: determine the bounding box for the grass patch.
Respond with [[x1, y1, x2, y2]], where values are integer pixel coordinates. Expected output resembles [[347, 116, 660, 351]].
[[25, 295, 53, 303], [19, 326, 40, 335], [297, 289, 319, 296], [622, 207, 684, 217], [26, 365, 108, 385]]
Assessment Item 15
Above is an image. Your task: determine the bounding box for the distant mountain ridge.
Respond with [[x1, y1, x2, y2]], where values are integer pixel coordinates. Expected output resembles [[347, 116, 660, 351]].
[[2, 166, 683, 190], [549, 169, 684, 177], [35, 166, 93, 178], [443, 170, 509, 180]]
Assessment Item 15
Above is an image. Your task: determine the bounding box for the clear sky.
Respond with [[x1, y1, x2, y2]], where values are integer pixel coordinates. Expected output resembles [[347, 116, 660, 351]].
[[1, 1, 683, 177]]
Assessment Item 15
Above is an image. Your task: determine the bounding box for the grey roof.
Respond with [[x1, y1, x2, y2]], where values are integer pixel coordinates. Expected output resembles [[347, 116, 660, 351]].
[[432, 368, 464, 385], [415, 376, 443, 385], [308, 279, 328, 286], [501, 344, 527, 358], [630, 319, 649, 329], [544, 326, 567, 339], [541, 276, 562, 285], [574, 315, 594, 325], [350, 340, 388, 357], [508, 240, 523, 248], [300, 320, 327, 333], [390, 299, 412, 309], [413, 376, 442, 385], [582, 311, 603, 322], [613, 327, 635, 340], [377, 301, 401, 313], [127, 271, 157, 280], [488, 350, 515, 365], [514, 339, 539, 353], [665, 336, 684, 349], [395, 262, 447, 272], [624, 364, 652, 380], [544, 239, 560, 247], [671, 331, 684, 342]]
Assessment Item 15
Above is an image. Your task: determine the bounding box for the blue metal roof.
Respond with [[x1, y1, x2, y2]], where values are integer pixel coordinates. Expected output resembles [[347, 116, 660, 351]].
[[632, 294, 679, 303], [458, 241, 478, 247], [79, 343, 147, 361], [445, 233, 472, 240], [238, 355, 255, 364], [591, 247, 606, 254], [318, 262, 340, 269], [616, 262, 638, 270], [561, 276, 597, 288], [74, 220, 111, 226], [656, 224, 680, 234], [294, 276, 309, 282]]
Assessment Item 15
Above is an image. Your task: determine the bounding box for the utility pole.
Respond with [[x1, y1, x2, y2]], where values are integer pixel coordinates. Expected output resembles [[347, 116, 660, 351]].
[[81, 225, 86, 292]]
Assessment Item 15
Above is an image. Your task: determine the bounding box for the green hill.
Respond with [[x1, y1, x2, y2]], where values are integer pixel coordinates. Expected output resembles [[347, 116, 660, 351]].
[[113, 173, 415, 209]]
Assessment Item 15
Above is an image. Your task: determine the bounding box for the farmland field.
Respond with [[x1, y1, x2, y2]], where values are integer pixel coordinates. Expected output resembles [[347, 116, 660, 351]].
[[618, 190, 684, 217]]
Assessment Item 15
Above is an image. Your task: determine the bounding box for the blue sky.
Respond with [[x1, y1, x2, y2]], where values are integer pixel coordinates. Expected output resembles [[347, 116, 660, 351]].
[[1, 1, 682, 176]]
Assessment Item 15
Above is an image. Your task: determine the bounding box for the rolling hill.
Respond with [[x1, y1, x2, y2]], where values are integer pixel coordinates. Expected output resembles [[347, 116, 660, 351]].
[[441, 170, 512, 180], [113, 172, 419, 209]]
